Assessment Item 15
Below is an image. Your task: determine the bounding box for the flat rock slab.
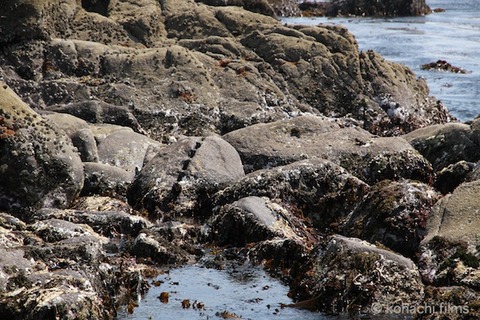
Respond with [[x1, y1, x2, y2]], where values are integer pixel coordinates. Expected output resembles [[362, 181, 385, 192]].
[[223, 115, 433, 184]]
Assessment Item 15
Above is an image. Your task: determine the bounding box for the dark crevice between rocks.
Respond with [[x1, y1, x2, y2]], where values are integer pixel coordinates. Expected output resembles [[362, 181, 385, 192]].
[[81, 0, 110, 16]]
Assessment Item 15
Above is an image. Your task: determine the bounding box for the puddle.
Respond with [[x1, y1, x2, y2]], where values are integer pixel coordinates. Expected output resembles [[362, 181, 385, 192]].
[[117, 264, 329, 320]]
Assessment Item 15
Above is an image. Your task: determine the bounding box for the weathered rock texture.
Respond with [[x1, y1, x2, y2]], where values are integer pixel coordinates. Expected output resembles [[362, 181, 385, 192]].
[[0, 83, 84, 215], [342, 179, 441, 258], [0, 0, 451, 142], [223, 115, 434, 184], [294, 0, 431, 17], [214, 159, 369, 231], [0, 0, 473, 318], [296, 235, 424, 314], [420, 180, 480, 288], [128, 136, 245, 219]]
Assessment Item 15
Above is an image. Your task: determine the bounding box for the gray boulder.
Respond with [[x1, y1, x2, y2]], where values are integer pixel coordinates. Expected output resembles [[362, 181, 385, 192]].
[[82, 162, 133, 197], [131, 231, 190, 264], [223, 115, 433, 184], [96, 129, 162, 176], [297, 235, 424, 314], [44, 112, 99, 162], [342, 179, 441, 258], [211, 196, 303, 246], [214, 159, 369, 231], [404, 122, 480, 171], [0, 83, 84, 215], [419, 180, 480, 288], [128, 136, 245, 219]]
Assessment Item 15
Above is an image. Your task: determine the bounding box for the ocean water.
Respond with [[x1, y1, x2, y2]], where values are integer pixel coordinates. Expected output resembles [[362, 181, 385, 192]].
[[282, 0, 480, 121], [117, 264, 329, 320]]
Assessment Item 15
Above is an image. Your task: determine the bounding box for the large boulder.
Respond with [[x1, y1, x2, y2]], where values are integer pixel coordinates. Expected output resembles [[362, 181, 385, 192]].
[[223, 115, 434, 184], [404, 122, 480, 171], [96, 128, 162, 177], [296, 0, 431, 17], [296, 235, 424, 314], [214, 159, 369, 231], [419, 180, 480, 289], [342, 179, 441, 258], [0, 83, 84, 216], [211, 196, 304, 246], [128, 136, 245, 219]]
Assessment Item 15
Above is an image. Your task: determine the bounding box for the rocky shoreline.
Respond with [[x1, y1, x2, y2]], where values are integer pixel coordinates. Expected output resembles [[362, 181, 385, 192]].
[[0, 0, 479, 319]]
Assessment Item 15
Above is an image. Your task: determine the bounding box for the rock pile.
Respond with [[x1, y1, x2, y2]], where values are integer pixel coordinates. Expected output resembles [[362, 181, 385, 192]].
[[0, 0, 478, 319]]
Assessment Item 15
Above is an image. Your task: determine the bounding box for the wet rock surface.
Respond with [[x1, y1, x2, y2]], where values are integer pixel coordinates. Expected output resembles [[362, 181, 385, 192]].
[[269, 0, 431, 17], [0, 0, 478, 319]]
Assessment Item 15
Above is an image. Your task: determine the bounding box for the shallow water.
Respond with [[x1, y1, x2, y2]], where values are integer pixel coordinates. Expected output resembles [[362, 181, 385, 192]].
[[282, 0, 480, 121], [117, 264, 327, 320]]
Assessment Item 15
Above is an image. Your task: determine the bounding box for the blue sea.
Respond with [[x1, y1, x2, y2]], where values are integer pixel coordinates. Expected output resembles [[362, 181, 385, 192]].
[[282, 0, 480, 122]]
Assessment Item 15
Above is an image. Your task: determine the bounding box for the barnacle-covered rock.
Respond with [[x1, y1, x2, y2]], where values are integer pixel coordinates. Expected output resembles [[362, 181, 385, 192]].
[[214, 159, 368, 232], [296, 235, 424, 314], [342, 179, 441, 258], [0, 83, 84, 216]]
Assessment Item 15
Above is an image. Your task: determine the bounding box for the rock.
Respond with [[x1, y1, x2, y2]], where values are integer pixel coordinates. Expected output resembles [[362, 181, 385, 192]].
[[32, 207, 151, 238], [82, 162, 133, 197], [196, 0, 276, 17], [48, 100, 144, 133], [422, 286, 479, 319], [214, 159, 369, 231], [131, 231, 190, 264], [215, 6, 279, 35], [342, 179, 441, 258], [404, 122, 480, 171], [0, 83, 84, 215], [223, 115, 434, 184], [0, 269, 110, 320], [421, 60, 471, 74], [107, 0, 167, 47], [211, 196, 304, 246], [264, 0, 301, 16], [128, 136, 245, 219], [297, 0, 431, 17], [96, 129, 163, 176], [241, 25, 451, 135], [435, 160, 475, 194], [162, 0, 231, 39], [31, 218, 97, 243], [419, 180, 480, 288], [296, 235, 424, 314], [71, 195, 133, 213], [44, 112, 99, 162]]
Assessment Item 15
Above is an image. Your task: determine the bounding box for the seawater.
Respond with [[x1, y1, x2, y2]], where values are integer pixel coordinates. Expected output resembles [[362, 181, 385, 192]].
[[117, 264, 329, 320], [282, 0, 480, 121]]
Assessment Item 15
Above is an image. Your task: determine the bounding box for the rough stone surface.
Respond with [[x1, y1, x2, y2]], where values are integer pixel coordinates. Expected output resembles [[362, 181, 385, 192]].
[[223, 115, 434, 184], [435, 160, 475, 194], [0, 83, 84, 215], [214, 159, 369, 231], [128, 136, 245, 219], [405, 122, 480, 171], [82, 162, 133, 197], [419, 180, 480, 289], [211, 196, 303, 246], [296, 235, 424, 314], [342, 179, 441, 258], [96, 129, 162, 176], [44, 112, 99, 162]]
